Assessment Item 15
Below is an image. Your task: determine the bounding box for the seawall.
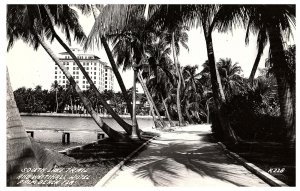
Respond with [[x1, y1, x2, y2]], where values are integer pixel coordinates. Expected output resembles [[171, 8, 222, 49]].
[[20, 112, 159, 119]]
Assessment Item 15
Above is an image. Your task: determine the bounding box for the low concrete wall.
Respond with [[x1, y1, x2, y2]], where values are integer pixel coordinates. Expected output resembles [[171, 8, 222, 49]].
[[20, 112, 158, 119]]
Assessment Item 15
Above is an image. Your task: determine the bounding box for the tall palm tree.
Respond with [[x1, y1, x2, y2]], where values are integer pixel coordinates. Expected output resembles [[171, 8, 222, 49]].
[[84, 5, 153, 121], [246, 27, 268, 84], [244, 5, 296, 144], [77, 4, 134, 121], [51, 80, 59, 113], [7, 5, 128, 141], [40, 5, 132, 134], [109, 15, 167, 129], [6, 68, 39, 186]]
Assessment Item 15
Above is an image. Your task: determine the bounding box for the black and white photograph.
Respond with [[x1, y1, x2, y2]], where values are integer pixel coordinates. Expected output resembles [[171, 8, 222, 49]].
[[4, 1, 296, 188]]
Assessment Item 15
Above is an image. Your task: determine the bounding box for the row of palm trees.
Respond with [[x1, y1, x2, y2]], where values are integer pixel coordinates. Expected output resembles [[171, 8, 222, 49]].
[[6, 4, 295, 186]]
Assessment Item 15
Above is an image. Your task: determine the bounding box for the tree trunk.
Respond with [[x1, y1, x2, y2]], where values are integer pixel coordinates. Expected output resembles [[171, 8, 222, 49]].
[[171, 32, 184, 126], [160, 94, 175, 127], [55, 89, 58, 113], [203, 27, 238, 144], [6, 67, 39, 186], [53, 33, 132, 135], [268, 24, 295, 145], [42, 7, 132, 134], [185, 100, 194, 124], [37, 35, 128, 141], [101, 37, 134, 119], [89, 6, 134, 121], [70, 95, 73, 114], [137, 71, 166, 128], [131, 70, 140, 139], [249, 40, 265, 85]]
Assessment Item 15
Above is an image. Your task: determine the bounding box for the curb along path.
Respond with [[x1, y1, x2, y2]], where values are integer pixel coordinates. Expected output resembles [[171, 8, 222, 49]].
[[96, 125, 274, 187]]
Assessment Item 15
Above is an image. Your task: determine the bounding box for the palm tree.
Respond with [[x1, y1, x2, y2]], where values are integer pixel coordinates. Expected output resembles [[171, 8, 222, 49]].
[[157, 24, 189, 127], [217, 58, 245, 99], [7, 5, 128, 141], [244, 5, 296, 144], [41, 5, 132, 135], [246, 27, 268, 84], [51, 80, 59, 113], [145, 40, 176, 127], [76, 4, 134, 122], [109, 15, 167, 129], [83, 5, 151, 121], [6, 68, 39, 186]]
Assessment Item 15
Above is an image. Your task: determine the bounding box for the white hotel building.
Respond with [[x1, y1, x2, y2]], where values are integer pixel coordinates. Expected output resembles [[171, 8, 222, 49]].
[[54, 48, 114, 92]]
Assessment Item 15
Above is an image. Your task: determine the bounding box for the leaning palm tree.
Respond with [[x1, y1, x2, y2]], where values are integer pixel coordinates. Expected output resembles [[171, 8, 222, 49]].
[[243, 5, 296, 144], [7, 5, 128, 141], [41, 5, 132, 135], [83, 5, 150, 122]]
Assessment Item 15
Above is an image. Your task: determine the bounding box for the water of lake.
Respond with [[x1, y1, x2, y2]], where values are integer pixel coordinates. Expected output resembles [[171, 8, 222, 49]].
[[21, 116, 155, 144]]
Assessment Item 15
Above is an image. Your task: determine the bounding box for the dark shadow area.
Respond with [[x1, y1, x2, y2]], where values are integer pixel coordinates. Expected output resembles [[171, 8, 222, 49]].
[[129, 133, 262, 186]]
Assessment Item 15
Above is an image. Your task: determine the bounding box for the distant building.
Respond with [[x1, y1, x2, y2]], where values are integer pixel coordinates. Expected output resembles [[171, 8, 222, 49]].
[[54, 48, 114, 91]]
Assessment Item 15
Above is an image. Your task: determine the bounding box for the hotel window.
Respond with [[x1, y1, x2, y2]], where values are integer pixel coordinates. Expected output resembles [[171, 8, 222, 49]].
[[87, 63, 89, 66], [55, 67, 57, 70], [94, 72, 96, 75], [94, 67, 96, 70], [73, 71, 75, 75], [94, 76, 96, 79], [63, 76, 65, 79], [76, 67, 79, 70], [66, 67, 69, 70], [94, 81, 96, 84], [55, 71, 57, 74], [76, 76, 79, 79], [76, 71, 79, 74], [86, 67, 89, 70], [86, 85, 89, 89], [83, 85, 85, 88], [73, 67, 75, 70], [76, 80, 79, 83], [83, 81, 85, 84], [59, 76, 61, 78], [55, 76, 57, 79], [94, 63, 96, 66], [83, 76, 85, 79], [63, 80, 65, 83], [83, 63, 85, 66]]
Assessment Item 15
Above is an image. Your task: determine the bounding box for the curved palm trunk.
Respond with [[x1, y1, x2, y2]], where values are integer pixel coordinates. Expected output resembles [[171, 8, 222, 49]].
[[89, 6, 134, 120], [91, 5, 133, 119], [37, 35, 128, 141], [160, 94, 175, 127], [53, 33, 132, 135], [101, 37, 133, 119], [137, 71, 166, 128], [249, 40, 265, 85], [171, 32, 184, 126], [42, 7, 132, 135], [203, 26, 238, 144], [6, 68, 39, 186], [268, 24, 295, 145]]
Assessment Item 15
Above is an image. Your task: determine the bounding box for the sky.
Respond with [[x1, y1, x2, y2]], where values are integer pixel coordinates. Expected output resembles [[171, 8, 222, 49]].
[[5, 4, 295, 93]]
